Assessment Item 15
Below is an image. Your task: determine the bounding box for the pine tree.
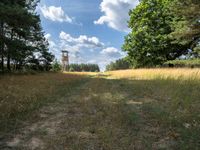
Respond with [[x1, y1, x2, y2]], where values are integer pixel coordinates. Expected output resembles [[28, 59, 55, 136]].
[[0, 0, 54, 72], [171, 0, 200, 57]]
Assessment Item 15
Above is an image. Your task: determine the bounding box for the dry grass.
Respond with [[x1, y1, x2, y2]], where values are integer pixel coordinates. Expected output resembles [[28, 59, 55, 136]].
[[0, 73, 79, 116], [0, 69, 199, 149], [0, 73, 90, 134], [64, 71, 98, 76], [105, 68, 200, 149], [106, 68, 200, 80]]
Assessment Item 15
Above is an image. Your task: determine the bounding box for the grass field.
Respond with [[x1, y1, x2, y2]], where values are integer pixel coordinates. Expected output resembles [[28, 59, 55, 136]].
[[0, 69, 200, 149]]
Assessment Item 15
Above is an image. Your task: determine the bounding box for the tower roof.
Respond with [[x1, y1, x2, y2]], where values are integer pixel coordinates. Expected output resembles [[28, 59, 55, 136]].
[[61, 50, 69, 53]]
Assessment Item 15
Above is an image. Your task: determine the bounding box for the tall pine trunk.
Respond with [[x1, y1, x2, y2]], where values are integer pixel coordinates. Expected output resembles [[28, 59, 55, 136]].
[[7, 29, 13, 71], [7, 52, 11, 71], [0, 21, 4, 73]]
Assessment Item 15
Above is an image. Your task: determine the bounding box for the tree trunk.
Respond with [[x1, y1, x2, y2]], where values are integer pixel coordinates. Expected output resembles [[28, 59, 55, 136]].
[[7, 29, 14, 71], [0, 21, 4, 73], [7, 52, 10, 71]]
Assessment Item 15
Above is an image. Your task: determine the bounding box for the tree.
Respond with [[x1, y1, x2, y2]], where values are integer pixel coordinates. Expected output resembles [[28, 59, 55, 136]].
[[0, 0, 54, 73], [106, 58, 130, 71], [170, 0, 200, 57], [122, 0, 184, 68]]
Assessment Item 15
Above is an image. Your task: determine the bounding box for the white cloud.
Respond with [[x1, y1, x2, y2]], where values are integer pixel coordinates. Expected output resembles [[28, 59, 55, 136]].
[[58, 32, 106, 65], [40, 5, 73, 23], [59, 31, 104, 48], [101, 47, 122, 57], [101, 47, 119, 54], [94, 0, 139, 32], [44, 33, 51, 39]]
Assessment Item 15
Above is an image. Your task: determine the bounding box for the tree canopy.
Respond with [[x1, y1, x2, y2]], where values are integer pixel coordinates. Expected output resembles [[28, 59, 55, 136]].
[[170, 0, 200, 57], [122, 0, 200, 68], [0, 0, 54, 73]]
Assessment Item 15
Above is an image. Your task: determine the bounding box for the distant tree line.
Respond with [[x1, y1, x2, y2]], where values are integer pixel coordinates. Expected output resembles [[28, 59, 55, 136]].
[[0, 0, 54, 73], [51, 61, 100, 72], [69, 64, 100, 72], [106, 58, 130, 71], [122, 0, 200, 68]]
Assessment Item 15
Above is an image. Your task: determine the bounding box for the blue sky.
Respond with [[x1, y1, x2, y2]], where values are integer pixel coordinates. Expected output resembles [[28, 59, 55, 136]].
[[37, 0, 139, 70]]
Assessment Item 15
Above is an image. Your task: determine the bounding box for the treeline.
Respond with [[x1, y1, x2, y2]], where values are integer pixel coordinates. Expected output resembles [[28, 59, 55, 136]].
[[122, 0, 200, 68], [51, 60, 100, 72], [0, 0, 54, 73], [69, 64, 100, 72], [106, 58, 130, 71]]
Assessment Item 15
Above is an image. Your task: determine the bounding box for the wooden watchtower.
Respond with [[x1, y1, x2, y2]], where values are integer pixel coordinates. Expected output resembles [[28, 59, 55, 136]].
[[61, 50, 69, 71]]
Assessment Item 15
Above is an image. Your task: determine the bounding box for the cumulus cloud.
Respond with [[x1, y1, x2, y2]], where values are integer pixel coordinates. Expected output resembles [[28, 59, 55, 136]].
[[59, 31, 104, 48], [40, 5, 73, 23], [94, 0, 139, 32], [101, 47, 122, 57]]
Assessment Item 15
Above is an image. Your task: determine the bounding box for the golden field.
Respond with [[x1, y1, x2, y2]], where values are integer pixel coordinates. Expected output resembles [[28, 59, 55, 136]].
[[106, 68, 200, 80]]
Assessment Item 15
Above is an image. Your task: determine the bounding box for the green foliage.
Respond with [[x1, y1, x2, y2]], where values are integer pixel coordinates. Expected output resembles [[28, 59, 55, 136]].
[[123, 0, 200, 68], [69, 63, 100, 72], [106, 58, 131, 71], [123, 0, 182, 68], [170, 0, 200, 54], [0, 0, 54, 73], [52, 59, 62, 72], [164, 59, 200, 68]]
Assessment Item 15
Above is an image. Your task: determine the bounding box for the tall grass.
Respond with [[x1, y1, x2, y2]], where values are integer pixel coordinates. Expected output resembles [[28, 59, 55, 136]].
[[106, 68, 200, 149], [106, 68, 200, 80], [0, 73, 88, 134], [0, 69, 199, 149]]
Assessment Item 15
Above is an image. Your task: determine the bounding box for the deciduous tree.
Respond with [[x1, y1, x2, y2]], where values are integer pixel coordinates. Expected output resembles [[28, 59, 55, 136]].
[[123, 0, 185, 67]]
